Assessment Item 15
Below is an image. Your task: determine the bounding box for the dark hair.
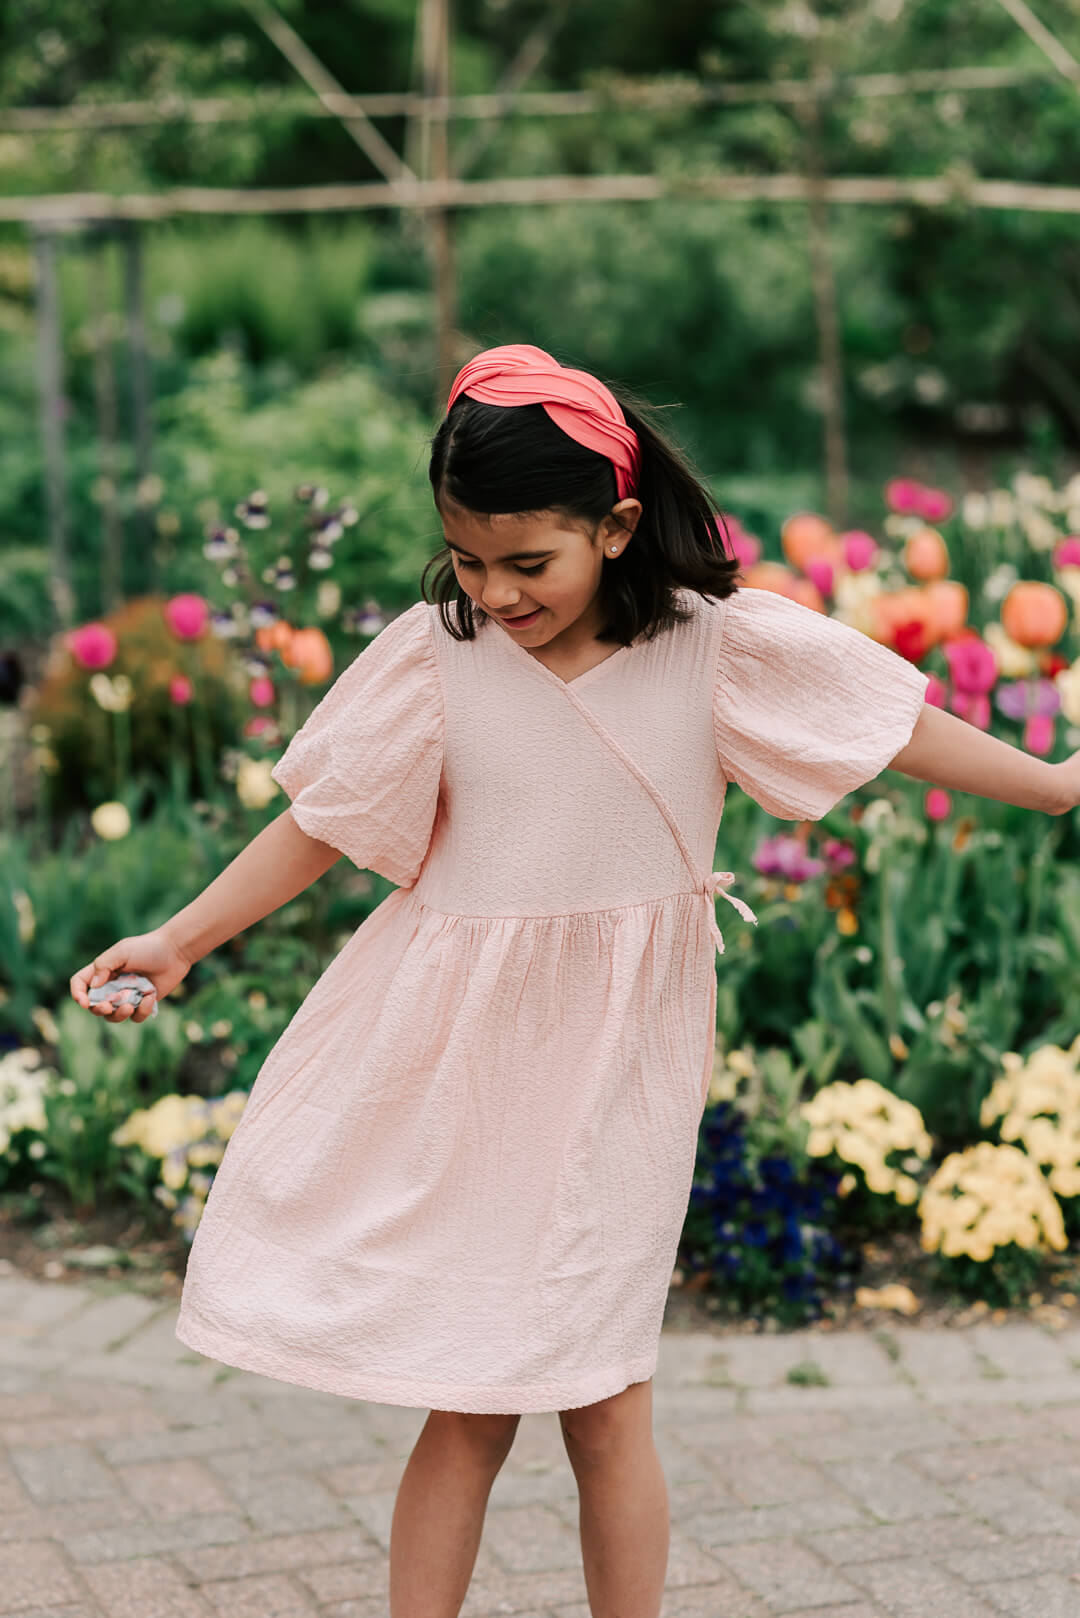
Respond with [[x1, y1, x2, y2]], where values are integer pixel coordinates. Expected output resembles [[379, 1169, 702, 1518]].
[[421, 369, 741, 645]]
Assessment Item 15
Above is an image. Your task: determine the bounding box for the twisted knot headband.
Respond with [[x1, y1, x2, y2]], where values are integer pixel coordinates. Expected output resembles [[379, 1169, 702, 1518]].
[[446, 343, 641, 502]]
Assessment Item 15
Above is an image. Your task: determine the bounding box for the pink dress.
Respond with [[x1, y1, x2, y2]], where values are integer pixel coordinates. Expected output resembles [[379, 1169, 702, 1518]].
[[174, 585, 928, 1413]]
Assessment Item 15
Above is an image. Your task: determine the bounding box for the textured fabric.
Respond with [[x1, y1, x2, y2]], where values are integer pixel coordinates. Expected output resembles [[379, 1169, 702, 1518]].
[[713, 587, 930, 823], [174, 585, 928, 1414], [446, 343, 641, 499]]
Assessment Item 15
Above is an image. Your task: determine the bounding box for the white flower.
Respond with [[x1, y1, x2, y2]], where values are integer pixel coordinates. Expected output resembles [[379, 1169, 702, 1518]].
[[90, 802, 131, 840]]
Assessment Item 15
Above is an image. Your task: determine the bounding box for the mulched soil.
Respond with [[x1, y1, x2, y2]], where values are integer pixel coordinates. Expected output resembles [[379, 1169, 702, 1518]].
[[7, 1188, 1080, 1339]]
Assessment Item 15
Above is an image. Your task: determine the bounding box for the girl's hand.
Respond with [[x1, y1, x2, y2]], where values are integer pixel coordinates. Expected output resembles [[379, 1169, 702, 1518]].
[[70, 929, 193, 1024]]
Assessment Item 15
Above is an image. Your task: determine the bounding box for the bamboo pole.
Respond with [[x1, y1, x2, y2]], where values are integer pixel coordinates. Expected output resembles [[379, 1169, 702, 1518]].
[[122, 224, 155, 581], [87, 232, 125, 613], [801, 102, 848, 528], [31, 230, 75, 631], [242, 0, 418, 184], [0, 65, 1056, 135], [421, 0, 457, 409], [6, 170, 1080, 223]]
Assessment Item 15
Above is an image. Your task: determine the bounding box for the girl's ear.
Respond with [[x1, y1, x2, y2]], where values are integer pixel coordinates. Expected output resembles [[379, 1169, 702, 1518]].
[[609, 498, 642, 538]]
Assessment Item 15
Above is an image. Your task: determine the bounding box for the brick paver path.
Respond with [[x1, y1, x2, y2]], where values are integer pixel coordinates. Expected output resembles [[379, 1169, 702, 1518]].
[[4, 1274, 1080, 1616]]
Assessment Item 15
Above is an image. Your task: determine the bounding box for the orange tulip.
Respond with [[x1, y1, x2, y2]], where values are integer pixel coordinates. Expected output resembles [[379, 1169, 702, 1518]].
[[255, 621, 295, 654], [1001, 581, 1068, 648], [282, 627, 334, 685], [921, 579, 968, 640], [780, 512, 835, 573], [904, 526, 949, 581], [741, 561, 801, 595]]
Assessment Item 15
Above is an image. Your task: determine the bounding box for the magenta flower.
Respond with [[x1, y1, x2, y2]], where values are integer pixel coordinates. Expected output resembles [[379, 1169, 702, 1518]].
[[925, 673, 948, 708], [884, 479, 953, 523], [840, 530, 879, 572], [806, 557, 834, 596], [925, 788, 951, 821], [169, 674, 193, 705], [822, 837, 856, 871], [715, 515, 761, 570], [164, 594, 209, 641], [1053, 536, 1080, 569], [1025, 714, 1056, 755], [751, 834, 826, 882], [950, 691, 991, 729], [68, 623, 117, 671], [943, 636, 998, 695], [249, 676, 275, 707], [917, 486, 953, 523], [885, 479, 924, 516]]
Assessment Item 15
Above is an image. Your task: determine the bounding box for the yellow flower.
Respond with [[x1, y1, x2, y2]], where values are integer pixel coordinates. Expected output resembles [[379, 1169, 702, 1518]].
[[919, 1142, 1067, 1260], [236, 756, 279, 810], [90, 801, 131, 840]]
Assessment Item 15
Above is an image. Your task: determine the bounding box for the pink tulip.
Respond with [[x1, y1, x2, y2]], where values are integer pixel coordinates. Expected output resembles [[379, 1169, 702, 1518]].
[[949, 690, 991, 729], [822, 837, 856, 871], [1054, 536, 1080, 569], [841, 530, 879, 572], [943, 635, 998, 695], [916, 486, 953, 523], [1024, 713, 1055, 756], [68, 623, 117, 671], [806, 557, 834, 596], [925, 788, 951, 821], [164, 594, 209, 641], [249, 676, 275, 707], [243, 715, 275, 738], [925, 673, 948, 708], [885, 479, 924, 515], [751, 834, 826, 882], [169, 674, 193, 705]]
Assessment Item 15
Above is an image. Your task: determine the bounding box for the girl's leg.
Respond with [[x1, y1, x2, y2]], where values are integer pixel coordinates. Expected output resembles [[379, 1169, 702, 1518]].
[[559, 1378, 669, 1618], [389, 1408, 521, 1618]]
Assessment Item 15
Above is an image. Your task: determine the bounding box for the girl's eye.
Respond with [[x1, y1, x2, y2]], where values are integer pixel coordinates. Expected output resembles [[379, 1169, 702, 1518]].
[[454, 558, 547, 577]]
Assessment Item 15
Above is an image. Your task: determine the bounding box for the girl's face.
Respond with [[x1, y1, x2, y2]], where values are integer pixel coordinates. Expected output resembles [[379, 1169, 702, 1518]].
[[439, 494, 641, 649]]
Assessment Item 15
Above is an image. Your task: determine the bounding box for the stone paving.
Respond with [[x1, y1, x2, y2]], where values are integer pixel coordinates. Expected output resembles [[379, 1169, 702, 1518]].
[[3, 1274, 1080, 1617]]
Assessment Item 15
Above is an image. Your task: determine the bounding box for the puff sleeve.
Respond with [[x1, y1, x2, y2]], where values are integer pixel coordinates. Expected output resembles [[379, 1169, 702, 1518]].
[[712, 587, 929, 822], [270, 601, 444, 886]]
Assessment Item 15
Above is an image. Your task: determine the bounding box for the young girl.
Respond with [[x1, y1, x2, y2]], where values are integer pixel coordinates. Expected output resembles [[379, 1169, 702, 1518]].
[[72, 342, 1076, 1618]]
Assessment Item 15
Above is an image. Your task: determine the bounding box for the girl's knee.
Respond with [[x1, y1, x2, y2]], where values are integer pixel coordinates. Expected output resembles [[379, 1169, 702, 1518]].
[[559, 1378, 653, 1460], [428, 1408, 521, 1463]]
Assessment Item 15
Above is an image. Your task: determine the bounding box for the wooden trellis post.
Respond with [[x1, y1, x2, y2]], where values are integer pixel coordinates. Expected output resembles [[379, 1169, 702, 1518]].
[[87, 227, 124, 613], [31, 228, 75, 632], [122, 222, 155, 578], [418, 0, 457, 412]]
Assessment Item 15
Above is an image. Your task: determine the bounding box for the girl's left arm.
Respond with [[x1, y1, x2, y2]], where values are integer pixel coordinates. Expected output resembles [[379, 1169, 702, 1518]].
[[888, 702, 1075, 816]]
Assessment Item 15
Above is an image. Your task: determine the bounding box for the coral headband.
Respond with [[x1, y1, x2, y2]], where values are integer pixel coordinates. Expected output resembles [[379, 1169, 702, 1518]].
[[446, 343, 641, 501]]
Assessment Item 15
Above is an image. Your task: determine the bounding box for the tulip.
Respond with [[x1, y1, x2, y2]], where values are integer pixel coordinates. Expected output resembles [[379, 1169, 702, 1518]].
[[280, 626, 333, 685], [1001, 581, 1068, 648], [255, 621, 295, 654], [840, 530, 879, 572], [169, 675, 193, 705], [1024, 714, 1056, 755], [805, 557, 834, 597], [904, 526, 949, 581], [885, 478, 924, 516], [1053, 537, 1080, 569], [68, 623, 117, 671], [925, 788, 951, 821], [780, 512, 835, 572], [249, 676, 275, 707], [916, 486, 953, 523], [164, 594, 210, 641], [925, 673, 948, 708]]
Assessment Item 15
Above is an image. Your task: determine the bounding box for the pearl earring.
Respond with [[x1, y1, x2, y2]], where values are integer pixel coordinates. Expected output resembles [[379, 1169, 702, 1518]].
[[610, 546, 618, 553]]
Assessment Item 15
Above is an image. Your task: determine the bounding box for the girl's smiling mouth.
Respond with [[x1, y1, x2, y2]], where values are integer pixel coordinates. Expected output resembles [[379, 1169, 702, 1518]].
[[500, 608, 543, 627]]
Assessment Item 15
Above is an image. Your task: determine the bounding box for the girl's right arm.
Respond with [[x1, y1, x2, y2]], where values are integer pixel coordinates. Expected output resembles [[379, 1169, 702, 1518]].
[[70, 809, 343, 1024]]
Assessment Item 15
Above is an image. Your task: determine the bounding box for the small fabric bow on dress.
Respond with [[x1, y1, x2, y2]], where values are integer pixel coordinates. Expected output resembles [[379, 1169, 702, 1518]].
[[703, 871, 758, 956]]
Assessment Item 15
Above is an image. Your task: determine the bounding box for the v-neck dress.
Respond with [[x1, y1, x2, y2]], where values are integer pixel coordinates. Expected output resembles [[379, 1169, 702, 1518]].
[[174, 584, 929, 1413]]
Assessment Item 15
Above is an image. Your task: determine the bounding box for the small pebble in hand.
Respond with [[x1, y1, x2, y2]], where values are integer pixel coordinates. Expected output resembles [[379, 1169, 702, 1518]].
[[87, 973, 159, 1018]]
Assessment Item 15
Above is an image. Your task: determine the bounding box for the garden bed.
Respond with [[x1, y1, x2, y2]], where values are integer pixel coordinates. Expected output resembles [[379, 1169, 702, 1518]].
[[6, 1186, 1080, 1340]]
